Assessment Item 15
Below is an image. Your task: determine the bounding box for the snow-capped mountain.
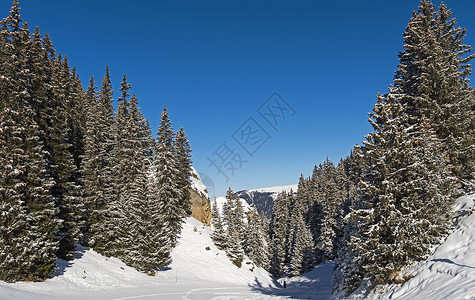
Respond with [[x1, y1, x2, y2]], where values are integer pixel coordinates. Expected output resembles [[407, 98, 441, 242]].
[[237, 184, 298, 218]]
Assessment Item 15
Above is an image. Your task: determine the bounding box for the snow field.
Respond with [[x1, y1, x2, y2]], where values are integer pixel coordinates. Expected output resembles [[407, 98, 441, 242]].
[[1, 194, 474, 299]]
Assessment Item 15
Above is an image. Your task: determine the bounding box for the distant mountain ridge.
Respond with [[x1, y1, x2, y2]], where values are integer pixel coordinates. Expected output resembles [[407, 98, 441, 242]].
[[237, 184, 298, 218]]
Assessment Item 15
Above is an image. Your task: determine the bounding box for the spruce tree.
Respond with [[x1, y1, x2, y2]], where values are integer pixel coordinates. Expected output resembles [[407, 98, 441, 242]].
[[319, 158, 340, 260], [118, 92, 149, 266], [245, 207, 270, 269], [141, 170, 172, 271], [223, 188, 244, 267], [352, 93, 455, 284], [211, 198, 227, 250], [85, 68, 116, 253], [0, 1, 59, 280], [269, 191, 291, 278], [333, 206, 364, 296], [175, 127, 193, 215], [99, 75, 132, 258], [288, 215, 314, 276], [50, 55, 85, 260], [394, 0, 474, 186], [154, 106, 183, 245], [82, 76, 99, 244]]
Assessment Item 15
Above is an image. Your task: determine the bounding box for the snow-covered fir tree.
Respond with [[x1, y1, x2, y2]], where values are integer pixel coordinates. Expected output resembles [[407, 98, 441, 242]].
[[49, 55, 85, 261], [0, 1, 59, 281], [223, 188, 244, 268], [394, 0, 473, 187], [318, 158, 341, 260], [288, 214, 314, 277], [351, 93, 455, 285], [118, 88, 161, 270], [211, 198, 227, 250], [174, 126, 193, 215], [244, 207, 270, 269], [82, 68, 117, 254], [100, 75, 133, 259], [154, 106, 184, 246], [268, 191, 291, 278], [332, 151, 365, 296]]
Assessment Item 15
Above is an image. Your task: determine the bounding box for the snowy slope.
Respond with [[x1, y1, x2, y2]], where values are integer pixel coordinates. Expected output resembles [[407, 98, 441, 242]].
[[378, 194, 475, 300], [0, 217, 279, 300], [360, 193, 475, 300], [189, 166, 208, 198], [2, 192, 474, 299]]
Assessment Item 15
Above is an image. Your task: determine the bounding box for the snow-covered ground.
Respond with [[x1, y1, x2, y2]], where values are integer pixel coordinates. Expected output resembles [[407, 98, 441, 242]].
[[189, 167, 209, 198], [2, 194, 474, 299], [0, 217, 330, 300], [369, 193, 475, 300]]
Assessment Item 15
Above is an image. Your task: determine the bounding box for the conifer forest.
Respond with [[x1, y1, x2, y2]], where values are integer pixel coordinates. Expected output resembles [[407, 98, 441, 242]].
[[0, 1, 474, 299]]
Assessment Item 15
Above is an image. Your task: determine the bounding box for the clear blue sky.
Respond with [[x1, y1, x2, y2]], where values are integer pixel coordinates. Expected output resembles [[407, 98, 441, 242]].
[[2, 0, 474, 198]]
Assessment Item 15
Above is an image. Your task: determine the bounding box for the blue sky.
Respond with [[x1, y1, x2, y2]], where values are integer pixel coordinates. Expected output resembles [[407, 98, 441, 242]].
[[2, 0, 474, 197]]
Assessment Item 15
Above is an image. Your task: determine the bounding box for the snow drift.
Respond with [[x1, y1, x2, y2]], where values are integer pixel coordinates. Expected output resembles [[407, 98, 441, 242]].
[[374, 193, 475, 300]]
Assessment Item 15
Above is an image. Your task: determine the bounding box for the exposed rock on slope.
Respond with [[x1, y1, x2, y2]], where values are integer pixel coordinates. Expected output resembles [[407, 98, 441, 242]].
[[189, 167, 211, 225]]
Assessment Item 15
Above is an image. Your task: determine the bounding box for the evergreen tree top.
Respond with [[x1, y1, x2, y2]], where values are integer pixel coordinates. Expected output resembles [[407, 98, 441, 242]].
[[118, 74, 131, 105], [226, 187, 235, 199], [156, 106, 174, 147], [87, 76, 96, 94], [101, 67, 113, 98], [6, 0, 21, 33]]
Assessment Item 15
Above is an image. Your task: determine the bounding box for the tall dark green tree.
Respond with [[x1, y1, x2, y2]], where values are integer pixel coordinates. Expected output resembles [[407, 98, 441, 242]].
[[245, 207, 270, 269], [394, 0, 474, 186], [50, 55, 85, 260], [154, 106, 183, 245], [269, 191, 291, 278], [351, 93, 454, 284], [175, 126, 193, 215], [211, 198, 227, 250], [83, 68, 116, 253], [121, 94, 169, 271], [0, 1, 59, 281], [223, 188, 244, 268]]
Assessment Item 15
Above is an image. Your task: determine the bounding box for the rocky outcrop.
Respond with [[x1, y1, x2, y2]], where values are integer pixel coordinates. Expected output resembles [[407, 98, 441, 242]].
[[189, 168, 211, 225], [189, 187, 211, 225]]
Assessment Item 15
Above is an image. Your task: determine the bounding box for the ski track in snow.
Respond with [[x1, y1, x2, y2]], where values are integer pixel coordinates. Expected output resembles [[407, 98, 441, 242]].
[[112, 292, 183, 300], [0, 217, 327, 299]]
